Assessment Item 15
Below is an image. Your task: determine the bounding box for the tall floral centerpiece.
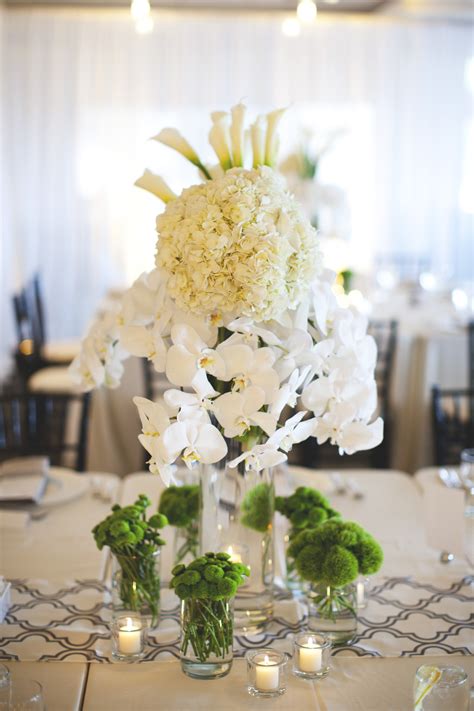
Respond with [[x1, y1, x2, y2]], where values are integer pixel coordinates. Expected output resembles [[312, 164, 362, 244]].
[[72, 104, 383, 631]]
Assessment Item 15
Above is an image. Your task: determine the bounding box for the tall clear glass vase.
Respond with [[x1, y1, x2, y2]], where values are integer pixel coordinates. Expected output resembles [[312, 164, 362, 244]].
[[198, 441, 274, 633]]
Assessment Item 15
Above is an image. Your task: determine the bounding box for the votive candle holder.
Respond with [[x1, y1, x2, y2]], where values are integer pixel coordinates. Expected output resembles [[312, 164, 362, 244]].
[[111, 614, 147, 661], [356, 576, 371, 610], [292, 632, 331, 679], [246, 649, 287, 698]]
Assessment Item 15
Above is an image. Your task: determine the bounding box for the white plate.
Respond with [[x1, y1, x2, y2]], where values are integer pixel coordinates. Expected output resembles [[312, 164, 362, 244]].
[[39, 467, 90, 507]]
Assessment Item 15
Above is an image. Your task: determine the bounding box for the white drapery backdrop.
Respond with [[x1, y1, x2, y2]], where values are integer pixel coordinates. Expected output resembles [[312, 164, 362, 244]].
[[1, 7, 472, 373]]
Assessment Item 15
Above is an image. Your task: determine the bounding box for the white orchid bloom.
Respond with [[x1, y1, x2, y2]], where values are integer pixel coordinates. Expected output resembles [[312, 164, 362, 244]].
[[120, 323, 167, 372], [273, 329, 313, 381], [69, 339, 105, 392], [230, 103, 246, 167], [160, 419, 227, 469], [250, 115, 266, 167], [134, 170, 177, 203], [226, 317, 282, 346], [270, 365, 311, 418], [137, 431, 177, 486], [264, 107, 286, 167], [120, 269, 172, 333], [133, 396, 170, 437], [171, 308, 219, 347], [164, 376, 217, 424], [166, 324, 226, 387], [217, 343, 279, 402], [228, 441, 287, 472], [301, 374, 337, 416], [153, 128, 211, 178], [209, 113, 233, 170], [313, 400, 383, 455], [213, 386, 277, 438], [268, 411, 316, 453], [310, 270, 338, 336]]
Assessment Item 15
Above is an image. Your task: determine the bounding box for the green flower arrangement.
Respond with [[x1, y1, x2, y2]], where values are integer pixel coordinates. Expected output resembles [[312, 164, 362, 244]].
[[276, 486, 340, 587], [288, 519, 383, 620], [159, 485, 199, 564], [171, 552, 250, 664], [276, 486, 339, 537], [93, 495, 168, 625], [240, 482, 273, 533]]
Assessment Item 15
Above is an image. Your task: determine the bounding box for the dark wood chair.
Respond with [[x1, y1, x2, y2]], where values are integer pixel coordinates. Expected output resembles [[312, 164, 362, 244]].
[[431, 386, 474, 466], [299, 319, 398, 470], [469, 321, 474, 392], [0, 391, 91, 471]]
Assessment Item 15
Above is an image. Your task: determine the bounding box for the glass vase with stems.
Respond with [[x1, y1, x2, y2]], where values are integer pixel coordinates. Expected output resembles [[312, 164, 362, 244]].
[[111, 549, 161, 627], [180, 597, 234, 679], [307, 583, 357, 645], [199, 441, 274, 633]]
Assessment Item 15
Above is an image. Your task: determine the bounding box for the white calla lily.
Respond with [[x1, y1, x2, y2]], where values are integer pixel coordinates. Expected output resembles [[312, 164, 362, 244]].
[[166, 324, 226, 387], [250, 115, 266, 167], [160, 420, 227, 468], [264, 107, 286, 167], [152, 128, 211, 179], [209, 113, 233, 170], [213, 386, 277, 438], [134, 170, 177, 203], [230, 103, 246, 167]]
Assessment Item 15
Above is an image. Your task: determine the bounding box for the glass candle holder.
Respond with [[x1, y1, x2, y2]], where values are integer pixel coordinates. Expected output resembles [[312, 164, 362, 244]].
[[414, 665, 469, 711], [224, 543, 249, 567], [355, 576, 371, 610], [246, 649, 287, 698], [111, 614, 147, 661], [292, 633, 331, 679]]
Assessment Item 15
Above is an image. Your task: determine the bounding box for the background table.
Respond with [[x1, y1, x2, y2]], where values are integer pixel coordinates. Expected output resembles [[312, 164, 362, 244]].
[[3, 661, 87, 711]]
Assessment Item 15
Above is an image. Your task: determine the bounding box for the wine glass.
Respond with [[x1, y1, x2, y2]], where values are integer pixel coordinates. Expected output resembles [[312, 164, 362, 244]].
[[10, 680, 44, 711]]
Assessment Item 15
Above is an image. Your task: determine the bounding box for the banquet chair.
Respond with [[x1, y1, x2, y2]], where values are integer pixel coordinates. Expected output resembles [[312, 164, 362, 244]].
[[469, 321, 474, 391], [0, 391, 91, 471], [431, 386, 474, 466]]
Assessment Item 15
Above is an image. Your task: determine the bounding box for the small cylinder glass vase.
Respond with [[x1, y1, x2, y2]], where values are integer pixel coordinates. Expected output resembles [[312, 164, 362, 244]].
[[111, 549, 161, 628], [246, 649, 287, 698], [173, 523, 199, 568], [199, 447, 274, 633], [307, 583, 357, 645], [292, 633, 331, 679], [180, 597, 234, 679]]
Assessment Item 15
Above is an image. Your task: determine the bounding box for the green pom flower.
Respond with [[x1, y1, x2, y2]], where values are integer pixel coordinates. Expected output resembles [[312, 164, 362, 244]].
[[290, 520, 383, 588], [159, 485, 199, 528], [170, 553, 250, 601], [276, 486, 339, 537], [241, 483, 273, 533], [204, 565, 225, 582]]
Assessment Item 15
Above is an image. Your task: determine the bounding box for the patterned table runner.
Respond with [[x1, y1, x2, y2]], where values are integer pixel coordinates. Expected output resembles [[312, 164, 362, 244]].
[[1, 576, 472, 662]]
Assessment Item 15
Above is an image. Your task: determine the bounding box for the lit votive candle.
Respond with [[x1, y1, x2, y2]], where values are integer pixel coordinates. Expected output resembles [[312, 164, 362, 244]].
[[356, 576, 371, 610], [225, 543, 249, 567], [111, 615, 146, 661], [226, 545, 242, 564], [293, 633, 331, 679], [246, 649, 287, 697]]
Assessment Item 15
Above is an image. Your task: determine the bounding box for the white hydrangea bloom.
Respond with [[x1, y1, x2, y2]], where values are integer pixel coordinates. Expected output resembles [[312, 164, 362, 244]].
[[155, 166, 322, 322]]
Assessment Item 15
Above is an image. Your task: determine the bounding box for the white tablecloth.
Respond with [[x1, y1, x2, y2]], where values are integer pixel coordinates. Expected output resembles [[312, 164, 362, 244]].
[[82, 655, 474, 711], [0, 471, 120, 580]]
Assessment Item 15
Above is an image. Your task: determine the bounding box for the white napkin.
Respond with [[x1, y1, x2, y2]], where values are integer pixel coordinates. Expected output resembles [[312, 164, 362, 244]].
[[0, 456, 49, 504]]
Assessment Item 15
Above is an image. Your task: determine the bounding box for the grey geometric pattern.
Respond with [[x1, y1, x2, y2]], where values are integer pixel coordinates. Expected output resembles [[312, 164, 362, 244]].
[[0, 576, 472, 662]]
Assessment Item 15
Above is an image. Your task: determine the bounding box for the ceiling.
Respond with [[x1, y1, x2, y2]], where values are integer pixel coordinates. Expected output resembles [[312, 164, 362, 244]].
[[3, 0, 473, 20]]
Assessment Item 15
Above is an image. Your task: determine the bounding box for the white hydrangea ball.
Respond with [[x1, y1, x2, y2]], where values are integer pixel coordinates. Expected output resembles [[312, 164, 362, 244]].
[[155, 166, 322, 322]]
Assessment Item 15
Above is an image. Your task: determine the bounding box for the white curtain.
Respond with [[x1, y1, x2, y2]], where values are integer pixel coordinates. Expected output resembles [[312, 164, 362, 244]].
[[1, 8, 472, 374]]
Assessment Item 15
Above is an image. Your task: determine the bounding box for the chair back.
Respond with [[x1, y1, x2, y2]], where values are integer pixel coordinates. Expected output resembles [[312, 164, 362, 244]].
[[469, 321, 474, 392], [431, 386, 474, 466], [367, 319, 397, 418], [0, 392, 91, 471]]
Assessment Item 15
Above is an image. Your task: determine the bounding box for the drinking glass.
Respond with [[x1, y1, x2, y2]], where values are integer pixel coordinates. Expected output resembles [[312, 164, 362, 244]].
[[0, 664, 11, 710], [414, 665, 469, 711], [10, 680, 44, 711]]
